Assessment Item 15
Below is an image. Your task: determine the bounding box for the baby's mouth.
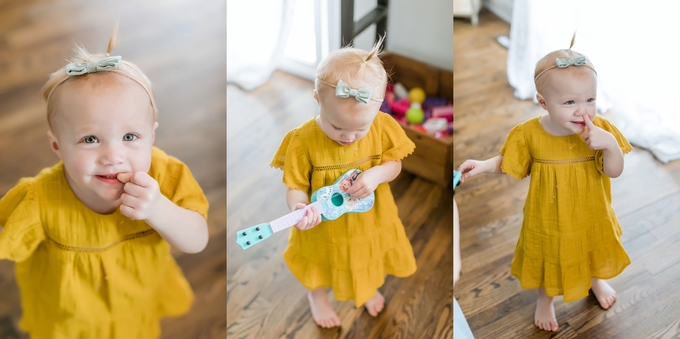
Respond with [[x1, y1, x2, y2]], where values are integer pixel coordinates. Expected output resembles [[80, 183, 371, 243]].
[[96, 173, 127, 184]]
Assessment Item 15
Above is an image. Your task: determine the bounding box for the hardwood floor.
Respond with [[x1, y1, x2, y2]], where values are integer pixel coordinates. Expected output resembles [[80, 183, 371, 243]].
[[453, 9, 680, 339], [0, 0, 226, 338], [226, 71, 453, 338]]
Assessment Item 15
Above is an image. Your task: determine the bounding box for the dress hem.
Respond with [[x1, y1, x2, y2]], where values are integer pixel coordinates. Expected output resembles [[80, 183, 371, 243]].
[[510, 260, 630, 302]]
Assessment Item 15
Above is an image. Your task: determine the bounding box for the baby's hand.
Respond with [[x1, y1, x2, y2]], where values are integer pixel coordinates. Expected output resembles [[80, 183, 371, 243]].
[[294, 203, 322, 230], [581, 115, 617, 151], [457, 159, 484, 183], [118, 172, 162, 221], [346, 169, 379, 199]]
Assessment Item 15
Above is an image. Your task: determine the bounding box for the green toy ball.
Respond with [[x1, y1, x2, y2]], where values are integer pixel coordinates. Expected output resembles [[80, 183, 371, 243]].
[[406, 107, 424, 124]]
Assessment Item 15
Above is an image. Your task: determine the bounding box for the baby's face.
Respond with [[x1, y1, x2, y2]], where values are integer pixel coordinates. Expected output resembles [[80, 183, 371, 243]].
[[537, 67, 597, 136], [47, 73, 156, 213], [315, 90, 380, 146]]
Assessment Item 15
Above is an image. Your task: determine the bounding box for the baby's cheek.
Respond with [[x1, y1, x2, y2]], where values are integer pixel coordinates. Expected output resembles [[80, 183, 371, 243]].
[[132, 151, 153, 174]]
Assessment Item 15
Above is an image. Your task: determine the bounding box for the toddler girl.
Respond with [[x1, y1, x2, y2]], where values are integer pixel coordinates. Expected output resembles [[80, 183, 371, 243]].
[[270, 37, 417, 328], [458, 40, 632, 332], [0, 31, 209, 338]]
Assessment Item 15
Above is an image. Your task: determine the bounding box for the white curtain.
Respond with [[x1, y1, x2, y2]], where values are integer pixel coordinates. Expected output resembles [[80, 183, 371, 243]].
[[227, 0, 296, 91], [507, 0, 680, 163]]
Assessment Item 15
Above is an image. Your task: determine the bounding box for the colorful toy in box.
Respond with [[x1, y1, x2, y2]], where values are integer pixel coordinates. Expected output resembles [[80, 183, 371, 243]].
[[423, 97, 448, 113], [380, 97, 391, 114], [391, 98, 410, 116], [432, 105, 453, 122], [384, 83, 410, 116], [382, 82, 453, 139], [406, 87, 425, 124], [422, 117, 448, 134], [393, 82, 409, 99]]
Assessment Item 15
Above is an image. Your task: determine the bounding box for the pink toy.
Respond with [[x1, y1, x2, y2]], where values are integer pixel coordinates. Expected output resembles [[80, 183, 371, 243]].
[[389, 98, 410, 116], [385, 91, 396, 103], [432, 105, 453, 122]]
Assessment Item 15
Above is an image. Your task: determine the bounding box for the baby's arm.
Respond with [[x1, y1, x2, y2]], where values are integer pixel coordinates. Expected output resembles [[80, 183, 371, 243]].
[[346, 160, 401, 199], [286, 188, 322, 230], [457, 155, 504, 182], [118, 172, 208, 253], [601, 147, 624, 178]]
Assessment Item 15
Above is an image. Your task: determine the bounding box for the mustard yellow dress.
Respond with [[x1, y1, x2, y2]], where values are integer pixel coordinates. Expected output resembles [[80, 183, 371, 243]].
[[0, 147, 209, 339], [270, 112, 418, 307], [502, 116, 633, 302]]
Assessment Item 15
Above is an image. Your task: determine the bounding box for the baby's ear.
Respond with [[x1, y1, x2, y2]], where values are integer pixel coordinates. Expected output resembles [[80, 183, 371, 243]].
[[152, 121, 159, 143], [313, 89, 320, 105], [47, 130, 62, 159], [536, 93, 548, 110]]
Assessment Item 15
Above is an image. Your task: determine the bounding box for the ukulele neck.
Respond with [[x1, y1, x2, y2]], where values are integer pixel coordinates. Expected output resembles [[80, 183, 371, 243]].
[[269, 201, 325, 233]]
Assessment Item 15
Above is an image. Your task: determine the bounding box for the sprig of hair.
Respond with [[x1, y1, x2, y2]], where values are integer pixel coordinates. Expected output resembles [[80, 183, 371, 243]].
[[569, 30, 576, 50], [365, 34, 385, 62], [107, 23, 118, 56]]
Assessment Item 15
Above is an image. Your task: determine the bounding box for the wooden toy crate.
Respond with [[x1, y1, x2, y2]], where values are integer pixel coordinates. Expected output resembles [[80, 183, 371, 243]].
[[381, 52, 453, 187]]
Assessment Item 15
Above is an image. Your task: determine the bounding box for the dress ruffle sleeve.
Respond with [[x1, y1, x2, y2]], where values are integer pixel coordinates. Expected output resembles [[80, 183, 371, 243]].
[[0, 178, 45, 262], [270, 129, 312, 193], [380, 113, 415, 162], [500, 123, 533, 180], [150, 147, 209, 219], [593, 117, 634, 175]]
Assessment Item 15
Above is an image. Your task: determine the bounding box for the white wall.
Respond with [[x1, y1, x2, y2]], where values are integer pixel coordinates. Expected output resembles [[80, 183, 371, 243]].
[[484, 0, 513, 24], [349, 0, 453, 71], [384, 0, 453, 71]]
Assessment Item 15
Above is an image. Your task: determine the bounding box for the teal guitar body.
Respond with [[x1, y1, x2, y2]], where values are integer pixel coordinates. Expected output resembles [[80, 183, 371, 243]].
[[310, 168, 375, 221], [236, 169, 375, 250]]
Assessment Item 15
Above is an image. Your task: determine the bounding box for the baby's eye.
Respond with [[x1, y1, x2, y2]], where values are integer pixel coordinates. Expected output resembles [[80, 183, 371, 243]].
[[332, 126, 341, 130], [123, 133, 137, 141], [564, 100, 575, 105], [83, 136, 98, 144], [587, 98, 596, 102]]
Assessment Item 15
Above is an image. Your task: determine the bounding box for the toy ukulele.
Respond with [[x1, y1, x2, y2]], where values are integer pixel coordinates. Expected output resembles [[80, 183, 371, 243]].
[[236, 169, 374, 250], [453, 170, 462, 188]]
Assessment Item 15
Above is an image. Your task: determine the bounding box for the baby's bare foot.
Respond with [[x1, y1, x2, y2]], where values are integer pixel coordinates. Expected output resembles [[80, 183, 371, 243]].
[[534, 288, 558, 331], [308, 288, 341, 328], [364, 291, 385, 317], [591, 278, 617, 309]]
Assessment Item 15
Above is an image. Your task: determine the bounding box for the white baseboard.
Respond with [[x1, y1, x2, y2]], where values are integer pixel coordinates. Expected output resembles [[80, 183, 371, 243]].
[[483, 0, 512, 24]]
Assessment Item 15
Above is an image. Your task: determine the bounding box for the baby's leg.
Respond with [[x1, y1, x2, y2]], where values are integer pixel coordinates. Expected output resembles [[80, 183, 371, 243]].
[[308, 288, 341, 328], [590, 278, 617, 309], [534, 288, 558, 331], [364, 290, 385, 317]]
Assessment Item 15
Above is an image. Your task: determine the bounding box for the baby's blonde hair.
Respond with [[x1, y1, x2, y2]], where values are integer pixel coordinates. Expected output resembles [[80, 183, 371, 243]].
[[315, 35, 388, 102], [42, 27, 157, 128], [534, 34, 597, 93]]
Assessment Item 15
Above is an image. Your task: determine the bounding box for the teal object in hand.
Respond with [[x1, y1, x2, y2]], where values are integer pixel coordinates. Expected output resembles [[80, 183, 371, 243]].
[[236, 169, 374, 250], [311, 169, 375, 221]]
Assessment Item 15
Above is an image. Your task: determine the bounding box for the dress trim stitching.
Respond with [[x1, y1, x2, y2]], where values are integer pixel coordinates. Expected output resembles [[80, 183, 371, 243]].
[[46, 229, 156, 252], [312, 155, 381, 171], [534, 156, 595, 164]]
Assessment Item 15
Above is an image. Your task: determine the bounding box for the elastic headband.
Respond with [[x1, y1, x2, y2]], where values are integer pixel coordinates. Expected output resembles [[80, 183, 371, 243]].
[[534, 55, 597, 81], [318, 79, 383, 103], [46, 54, 156, 115]]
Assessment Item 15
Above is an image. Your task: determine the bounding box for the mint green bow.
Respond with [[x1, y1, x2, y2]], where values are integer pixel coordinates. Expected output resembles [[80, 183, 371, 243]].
[[65, 56, 122, 76], [335, 80, 373, 104], [556, 55, 587, 68]]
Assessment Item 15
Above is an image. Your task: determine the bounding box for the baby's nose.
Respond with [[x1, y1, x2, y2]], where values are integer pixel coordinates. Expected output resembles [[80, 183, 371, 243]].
[[99, 144, 125, 165]]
